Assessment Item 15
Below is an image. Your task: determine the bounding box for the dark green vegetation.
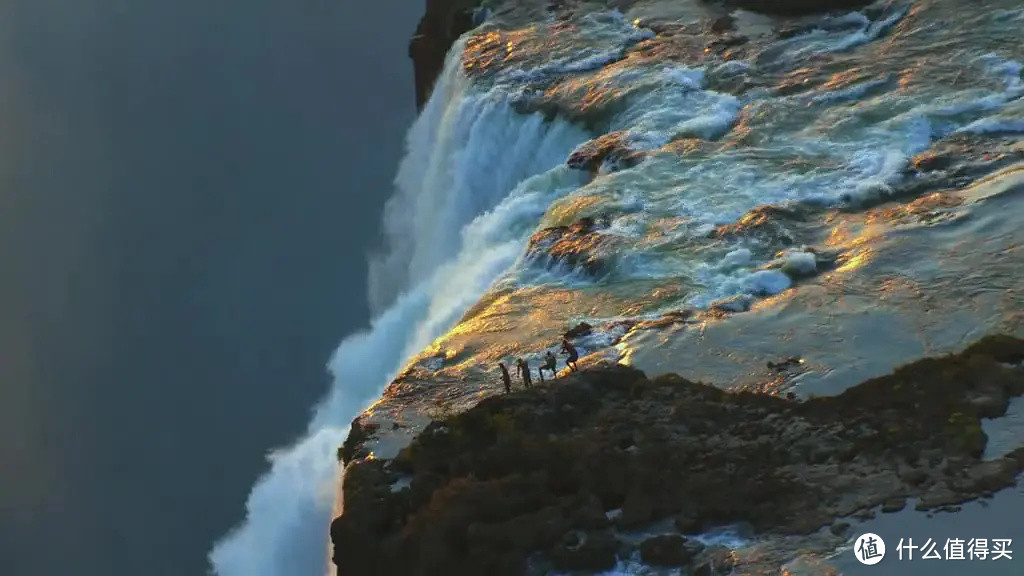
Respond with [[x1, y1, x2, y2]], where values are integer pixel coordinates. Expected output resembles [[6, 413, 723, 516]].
[[331, 336, 1024, 575]]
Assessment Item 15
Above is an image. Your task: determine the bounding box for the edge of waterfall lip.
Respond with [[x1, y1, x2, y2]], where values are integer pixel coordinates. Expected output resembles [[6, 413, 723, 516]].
[[201, 1, 1024, 573]]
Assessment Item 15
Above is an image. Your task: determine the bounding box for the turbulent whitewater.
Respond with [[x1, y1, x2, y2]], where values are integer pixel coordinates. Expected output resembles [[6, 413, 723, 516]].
[[211, 0, 1024, 574]]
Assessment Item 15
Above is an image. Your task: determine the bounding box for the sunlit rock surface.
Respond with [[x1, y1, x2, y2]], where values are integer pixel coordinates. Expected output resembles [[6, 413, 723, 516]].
[[326, 0, 1024, 574]]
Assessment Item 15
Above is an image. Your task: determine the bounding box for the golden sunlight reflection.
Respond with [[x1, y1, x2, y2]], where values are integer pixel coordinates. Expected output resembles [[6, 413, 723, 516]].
[[820, 67, 867, 91], [404, 279, 679, 382], [544, 194, 610, 226], [834, 246, 875, 273], [617, 344, 635, 366]]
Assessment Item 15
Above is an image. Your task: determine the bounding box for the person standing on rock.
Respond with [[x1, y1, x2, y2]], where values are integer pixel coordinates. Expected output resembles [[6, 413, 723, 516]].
[[499, 362, 512, 394], [539, 351, 558, 382], [515, 358, 532, 389], [561, 338, 579, 372]]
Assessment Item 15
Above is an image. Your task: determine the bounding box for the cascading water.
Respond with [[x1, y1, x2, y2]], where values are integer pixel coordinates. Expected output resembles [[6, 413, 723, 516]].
[[212, 0, 1024, 574], [207, 39, 589, 576]]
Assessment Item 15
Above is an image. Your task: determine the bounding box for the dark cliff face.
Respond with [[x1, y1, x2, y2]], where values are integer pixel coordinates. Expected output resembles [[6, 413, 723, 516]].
[[331, 336, 1024, 575], [409, 0, 481, 110]]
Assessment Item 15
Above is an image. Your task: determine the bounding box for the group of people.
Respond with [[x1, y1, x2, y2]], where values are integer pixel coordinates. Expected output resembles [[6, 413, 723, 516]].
[[498, 338, 579, 394]]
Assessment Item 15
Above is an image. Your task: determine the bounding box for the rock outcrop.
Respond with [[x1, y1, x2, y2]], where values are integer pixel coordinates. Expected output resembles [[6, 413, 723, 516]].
[[711, 204, 812, 247], [331, 335, 1024, 575], [566, 132, 646, 174], [525, 216, 617, 277]]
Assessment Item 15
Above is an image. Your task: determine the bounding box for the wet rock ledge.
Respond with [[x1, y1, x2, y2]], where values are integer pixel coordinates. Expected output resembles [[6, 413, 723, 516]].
[[330, 335, 1024, 575]]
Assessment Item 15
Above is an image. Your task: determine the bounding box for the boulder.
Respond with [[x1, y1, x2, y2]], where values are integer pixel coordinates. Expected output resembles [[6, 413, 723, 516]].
[[640, 535, 695, 566], [565, 322, 594, 339], [777, 250, 818, 278], [712, 204, 811, 248], [526, 217, 616, 277], [567, 132, 646, 173]]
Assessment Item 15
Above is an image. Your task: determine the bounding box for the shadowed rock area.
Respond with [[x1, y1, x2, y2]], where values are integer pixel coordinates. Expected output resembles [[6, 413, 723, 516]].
[[330, 335, 1024, 575], [410, 0, 482, 109]]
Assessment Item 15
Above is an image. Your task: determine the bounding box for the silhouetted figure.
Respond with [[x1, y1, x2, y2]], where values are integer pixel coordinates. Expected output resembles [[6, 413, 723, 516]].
[[516, 358, 532, 389], [540, 351, 558, 381], [499, 362, 512, 394], [561, 338, 579, 371]]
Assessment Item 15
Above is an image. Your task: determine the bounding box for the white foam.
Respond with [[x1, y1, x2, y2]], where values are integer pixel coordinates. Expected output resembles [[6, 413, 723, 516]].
[[662, 66, 705, 89], [607, 213, 648, 238], [721, 248, 753, 270], [778, 251, 818, 278], [742, 269, 792, 296], [366, 44, 467, 313], [881, 55, 1024, 145], [780, 4, 908, 58], [845, 147, 914, 202], [368, 38, 589, 314], [570, 322, 635, 358], [609, 65, 742, 148], [503, 47, 628, 83]]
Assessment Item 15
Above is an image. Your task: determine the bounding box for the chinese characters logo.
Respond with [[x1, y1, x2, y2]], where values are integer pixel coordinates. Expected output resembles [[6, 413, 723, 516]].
[[855, 533, 886, 565]]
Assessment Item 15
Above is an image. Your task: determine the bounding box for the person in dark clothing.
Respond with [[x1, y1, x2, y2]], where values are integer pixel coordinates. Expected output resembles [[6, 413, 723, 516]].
[[539, 351, 558, 381], [499, 362, 512, 394], [561, 338, 579, 371], [515, 358, 532, 388]]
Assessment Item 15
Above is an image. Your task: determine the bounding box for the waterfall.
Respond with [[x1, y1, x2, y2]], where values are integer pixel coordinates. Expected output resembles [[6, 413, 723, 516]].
[[208, 38, 588, 576]]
